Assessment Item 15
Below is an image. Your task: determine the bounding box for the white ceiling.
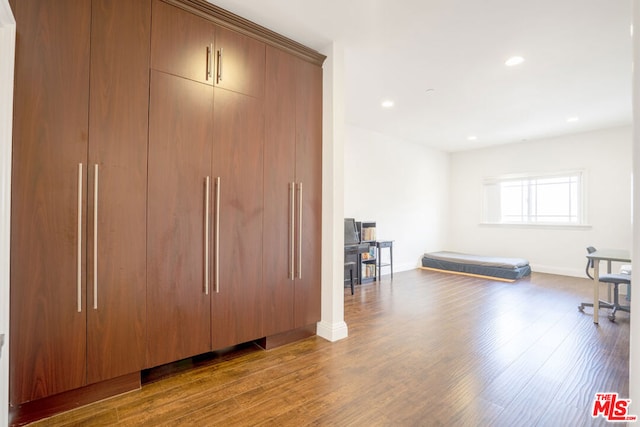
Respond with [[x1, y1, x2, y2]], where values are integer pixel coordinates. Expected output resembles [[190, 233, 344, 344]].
[[208, 0, 632, 152]]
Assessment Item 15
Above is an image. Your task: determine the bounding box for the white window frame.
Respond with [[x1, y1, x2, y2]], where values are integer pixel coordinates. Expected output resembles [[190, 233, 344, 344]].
[[481, 170, 588, 227]]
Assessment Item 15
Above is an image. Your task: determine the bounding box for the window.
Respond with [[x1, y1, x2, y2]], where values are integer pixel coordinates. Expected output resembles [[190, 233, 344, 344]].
[[482, 171, 585, 225]]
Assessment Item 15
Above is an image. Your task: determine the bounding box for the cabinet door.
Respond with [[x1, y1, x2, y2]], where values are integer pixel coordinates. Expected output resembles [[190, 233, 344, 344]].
[[147, 71, 213, 368], [294, 59, 323, 328], [10, 0, 91, 405], [150, 0, 215, 85], [263, 46, 297, 336], [86, 0, 150, 384], [214, 26, 265, 98], [211, 88, 264, 349]]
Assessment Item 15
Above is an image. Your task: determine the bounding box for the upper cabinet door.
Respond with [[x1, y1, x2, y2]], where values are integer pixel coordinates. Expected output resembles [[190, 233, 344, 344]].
[[150, 0, 215, 85], [214, 26, 265, 98]]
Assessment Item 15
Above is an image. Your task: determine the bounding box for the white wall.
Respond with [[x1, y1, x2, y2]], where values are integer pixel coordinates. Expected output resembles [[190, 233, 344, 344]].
[[630, 0, 639, 413], [0, 1, 14, 425], [344, 125, 450, 272], [449, 126, 633, 277]]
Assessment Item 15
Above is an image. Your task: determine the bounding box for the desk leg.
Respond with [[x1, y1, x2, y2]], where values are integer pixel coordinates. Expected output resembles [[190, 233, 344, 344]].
[[607, 260, 612, 301], [593, 260, 600, 324], [377, 247, 380, 281]]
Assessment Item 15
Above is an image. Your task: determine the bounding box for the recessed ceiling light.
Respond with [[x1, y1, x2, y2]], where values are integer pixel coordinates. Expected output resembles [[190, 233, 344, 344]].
[[505, 56, 524, 67], [381, 100, 394, 108], [467, 135, 478, 141], [566, 116, 579, 123]]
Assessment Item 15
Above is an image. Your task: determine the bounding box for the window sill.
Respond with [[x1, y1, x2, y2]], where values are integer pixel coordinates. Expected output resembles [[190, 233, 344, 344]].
[[479, 222, 592, 231]]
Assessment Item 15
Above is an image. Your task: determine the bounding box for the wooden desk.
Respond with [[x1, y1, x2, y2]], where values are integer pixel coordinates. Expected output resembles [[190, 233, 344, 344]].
[[586, 249, 631, 324]]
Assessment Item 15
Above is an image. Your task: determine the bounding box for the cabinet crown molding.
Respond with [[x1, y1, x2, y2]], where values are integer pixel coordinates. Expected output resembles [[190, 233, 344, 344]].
[[165, 0, 327, 66]]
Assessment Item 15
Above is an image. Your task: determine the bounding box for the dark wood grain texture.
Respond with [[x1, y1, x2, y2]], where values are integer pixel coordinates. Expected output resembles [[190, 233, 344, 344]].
[[150, 0, 215, 85], [26, 271, 630, 426], [211, 88, 264, 349], [162, 0, 325, 66], [9, 373, 140, 426], [214, 25, 266, 98], [293, 58, 323, 328], [10, 0, 91, 405], [146, 71, 213, 368], [9, 0, 324, 417], [86, 0, 151, 385], [262, 46, 323, 336], [262, 45, 297, 336]]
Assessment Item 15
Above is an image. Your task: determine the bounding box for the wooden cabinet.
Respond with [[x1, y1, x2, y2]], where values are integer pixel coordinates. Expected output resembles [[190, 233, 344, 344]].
[[293, 58, 323, 327], [263, 47, 297, 335], [263, 46, 322, 336], [86, 0, 151, 385], [151, 0, 215, 85], [147, 0, 267, 363], [10, 0, 91, 405], [148, 0, 215, 368], [10, 0, 323, 419], [10, 0, 150, 405], [211, 88, 264, 349], [214, 25, 265, 98], [151, 0, 265, 97], [146, 71, 213, 368]]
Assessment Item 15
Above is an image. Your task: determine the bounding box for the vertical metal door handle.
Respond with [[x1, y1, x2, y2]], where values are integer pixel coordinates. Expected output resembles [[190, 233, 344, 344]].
[[205, 176, 210, 295], [297, 182, 303, 279], [217, 48, 223, 83], [215, 177, 221, 293], [93, 164, 98, 309], [290, 182, 295, 280], [207, 44, 213, 80], [77, 163, 83, 313]]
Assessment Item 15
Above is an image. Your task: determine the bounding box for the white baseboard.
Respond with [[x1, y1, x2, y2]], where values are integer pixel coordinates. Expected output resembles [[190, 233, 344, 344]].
[[531, 264, 631, 296], [316, 320, 348, 342], [530, 264, 585, 278]]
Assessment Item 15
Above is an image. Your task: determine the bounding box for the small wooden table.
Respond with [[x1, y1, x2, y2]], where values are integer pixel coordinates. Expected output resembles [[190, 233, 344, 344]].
[[586, 249, 631, 324]]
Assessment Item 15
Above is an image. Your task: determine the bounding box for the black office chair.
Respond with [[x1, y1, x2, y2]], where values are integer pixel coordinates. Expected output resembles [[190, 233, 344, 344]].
[[579, 246, 632, 321], [597, 273, 631, 322], [579, 246, 613, 314], [585, 245, 615, 302]]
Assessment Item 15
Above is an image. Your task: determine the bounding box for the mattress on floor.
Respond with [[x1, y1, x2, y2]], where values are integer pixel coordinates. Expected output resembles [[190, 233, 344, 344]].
[[421, 251, 531, 280]]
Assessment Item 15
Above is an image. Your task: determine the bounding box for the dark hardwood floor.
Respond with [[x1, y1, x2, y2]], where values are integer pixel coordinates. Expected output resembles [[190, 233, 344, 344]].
[[27, 269, 629, 426]]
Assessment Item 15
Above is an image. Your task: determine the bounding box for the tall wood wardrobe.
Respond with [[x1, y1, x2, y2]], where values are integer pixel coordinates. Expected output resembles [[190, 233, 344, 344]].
[[8, 0, 324, 421]]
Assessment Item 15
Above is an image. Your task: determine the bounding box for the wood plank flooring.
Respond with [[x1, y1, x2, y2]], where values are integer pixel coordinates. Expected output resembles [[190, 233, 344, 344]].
[[25, 270, 629, 426]]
